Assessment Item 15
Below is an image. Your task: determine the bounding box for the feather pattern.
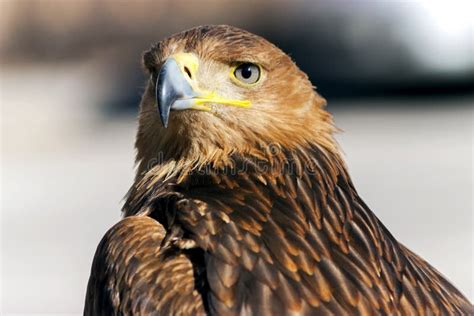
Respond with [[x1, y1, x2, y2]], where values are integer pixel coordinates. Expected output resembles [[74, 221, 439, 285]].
[[85, 144, 474, 315], [84, 25, 472, 315]]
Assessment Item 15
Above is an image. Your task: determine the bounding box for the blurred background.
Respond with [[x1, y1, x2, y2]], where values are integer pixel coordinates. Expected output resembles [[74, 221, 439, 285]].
[[1, 0, 472, 314]]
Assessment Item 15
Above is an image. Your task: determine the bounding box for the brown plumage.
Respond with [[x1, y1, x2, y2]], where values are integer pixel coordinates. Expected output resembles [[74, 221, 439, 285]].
[[84, 25, 472, 315]]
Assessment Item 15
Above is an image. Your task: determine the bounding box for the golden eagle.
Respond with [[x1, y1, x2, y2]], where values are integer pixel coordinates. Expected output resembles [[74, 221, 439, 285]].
[[84, 25, 472, 315]]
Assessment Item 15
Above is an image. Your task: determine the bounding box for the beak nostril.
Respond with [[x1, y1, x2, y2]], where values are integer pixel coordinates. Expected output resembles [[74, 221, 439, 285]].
[[183, 66, 192, 79]]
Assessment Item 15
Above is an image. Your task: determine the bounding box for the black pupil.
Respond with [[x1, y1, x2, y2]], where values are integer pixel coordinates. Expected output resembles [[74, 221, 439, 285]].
[[240, 64, 253, 79]]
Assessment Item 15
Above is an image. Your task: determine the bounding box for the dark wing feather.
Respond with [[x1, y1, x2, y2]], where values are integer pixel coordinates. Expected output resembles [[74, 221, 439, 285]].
[[122, 146, 472, 315], [84, 216, 206, 316]]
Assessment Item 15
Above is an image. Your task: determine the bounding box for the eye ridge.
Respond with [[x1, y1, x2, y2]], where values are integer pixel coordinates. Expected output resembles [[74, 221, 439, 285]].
[[233, 63, 261, 85]]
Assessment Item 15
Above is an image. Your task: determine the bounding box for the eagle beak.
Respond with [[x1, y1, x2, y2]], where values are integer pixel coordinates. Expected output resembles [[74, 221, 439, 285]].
[[156, 57, 197, 128], [156, 53, 252, 128]]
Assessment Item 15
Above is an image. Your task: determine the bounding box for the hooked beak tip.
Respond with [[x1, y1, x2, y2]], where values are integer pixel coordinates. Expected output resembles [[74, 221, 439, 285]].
[[156, 64, 171, 128]]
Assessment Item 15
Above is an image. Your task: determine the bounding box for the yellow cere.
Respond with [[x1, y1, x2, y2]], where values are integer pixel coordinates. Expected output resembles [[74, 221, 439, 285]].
[[172, 52, 199, 78]]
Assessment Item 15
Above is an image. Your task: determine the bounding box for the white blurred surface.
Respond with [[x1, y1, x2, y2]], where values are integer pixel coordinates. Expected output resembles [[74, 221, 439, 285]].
[[1, 65, 473, 314]]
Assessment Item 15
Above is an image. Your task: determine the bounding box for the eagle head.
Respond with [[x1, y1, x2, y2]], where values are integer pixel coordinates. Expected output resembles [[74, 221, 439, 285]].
[[135, 25, 336, 178]]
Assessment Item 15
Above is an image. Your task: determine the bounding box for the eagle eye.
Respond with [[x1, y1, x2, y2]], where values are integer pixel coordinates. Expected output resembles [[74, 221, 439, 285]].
[[233, 63, 261, 85]]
